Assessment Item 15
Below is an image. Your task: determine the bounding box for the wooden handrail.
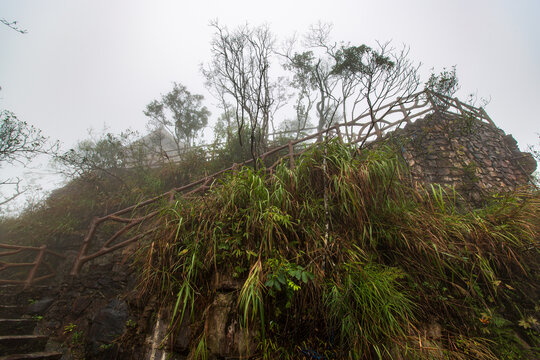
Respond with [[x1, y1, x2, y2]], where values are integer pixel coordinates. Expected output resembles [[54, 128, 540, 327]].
[[71, 89, 503, 276], [2, 90, 502, 282], [0, 244, 59, 287], [25, 245, 46, 288]]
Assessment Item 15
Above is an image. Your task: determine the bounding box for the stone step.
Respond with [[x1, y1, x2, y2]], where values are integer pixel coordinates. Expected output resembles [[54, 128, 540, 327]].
[[0, 351, 62, 360], [0, 307, 24, 319], [0, 319, 37, 336], [0, 285, 24, 293], [0, 287, 54, 308], [0, 285, 50, 292], [0, 286, 52, 300], [0, 287, 22, 305], [0, 335, 47, 356]]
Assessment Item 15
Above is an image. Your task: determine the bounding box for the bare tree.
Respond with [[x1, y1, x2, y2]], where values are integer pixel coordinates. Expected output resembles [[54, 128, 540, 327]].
[[283, 23, 420, 143], [281, 23, 342, 138], [0, 110, 54, 208], [202, 20, 286, 162], [0, 111, 49, 165], [331, 41, 420, 144], [1, 18, 27, 34]]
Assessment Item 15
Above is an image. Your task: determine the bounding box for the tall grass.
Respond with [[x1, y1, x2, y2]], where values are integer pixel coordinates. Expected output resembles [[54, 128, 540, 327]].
[[324, 261, 414, 359], [136, 140, 539, 359]]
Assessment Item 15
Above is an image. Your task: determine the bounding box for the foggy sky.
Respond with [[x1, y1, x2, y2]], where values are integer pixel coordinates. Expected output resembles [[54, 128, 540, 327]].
[[1, 0, 539, 210]]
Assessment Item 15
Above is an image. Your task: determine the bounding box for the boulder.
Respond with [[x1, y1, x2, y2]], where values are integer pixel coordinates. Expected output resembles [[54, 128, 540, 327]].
[[204, 293, 257, 359], [87, 298, 129, 358], [26, 297, 54, 315]]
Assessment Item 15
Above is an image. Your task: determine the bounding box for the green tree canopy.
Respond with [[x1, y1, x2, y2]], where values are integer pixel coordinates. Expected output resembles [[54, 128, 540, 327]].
[[144, 83, 210, 149]]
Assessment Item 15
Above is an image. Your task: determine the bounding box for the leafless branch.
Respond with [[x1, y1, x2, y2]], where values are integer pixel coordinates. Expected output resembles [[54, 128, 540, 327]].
[[1, 18, 27, 34]]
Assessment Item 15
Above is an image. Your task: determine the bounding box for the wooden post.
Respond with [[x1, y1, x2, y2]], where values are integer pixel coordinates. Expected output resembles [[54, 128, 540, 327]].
[[480, 108, 495, 126], [374, 121, 382, 138], [71, 217, 102, 275], [168, 190, 176, 203], [454, 97, 465, 115], [288, 141, 295, 169], [425, 90, 442, 117], [399, 101, 412, 125], [25, 245, 46, 288], [335, 126, 343, 142]]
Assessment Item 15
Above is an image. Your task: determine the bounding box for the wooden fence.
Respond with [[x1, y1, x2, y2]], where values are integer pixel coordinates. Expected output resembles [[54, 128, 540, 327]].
[[0, 244, 66, 288]]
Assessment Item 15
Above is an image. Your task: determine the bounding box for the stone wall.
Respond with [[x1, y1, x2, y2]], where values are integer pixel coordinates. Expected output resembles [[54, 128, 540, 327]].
[[391, 112, 536, 202]]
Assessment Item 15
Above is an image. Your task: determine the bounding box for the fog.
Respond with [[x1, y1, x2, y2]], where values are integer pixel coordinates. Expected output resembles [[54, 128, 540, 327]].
[[1, 0, 539, 212]]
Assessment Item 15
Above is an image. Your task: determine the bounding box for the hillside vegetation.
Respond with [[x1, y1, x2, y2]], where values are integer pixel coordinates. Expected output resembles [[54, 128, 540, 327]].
[[133, 140, 539, 359]]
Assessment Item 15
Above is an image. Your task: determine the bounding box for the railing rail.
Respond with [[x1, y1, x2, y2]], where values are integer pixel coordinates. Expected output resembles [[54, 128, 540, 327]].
[[0, 90, 499, 283], [0, 243, 66, 287], [70, 89, 498, 276]]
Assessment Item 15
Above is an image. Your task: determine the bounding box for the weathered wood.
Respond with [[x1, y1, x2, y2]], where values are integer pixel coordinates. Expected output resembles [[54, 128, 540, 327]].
[[57, 89, 497, 277], [102, 210, 160, 248], [0, 249, 23, 257], [0, 244, 42, 251], [0, 262, 35, 270], [24, 245, 46, 288], [288, 141, 295, 169], [79, 227, 159, 263], [480, 107, 495, 126]]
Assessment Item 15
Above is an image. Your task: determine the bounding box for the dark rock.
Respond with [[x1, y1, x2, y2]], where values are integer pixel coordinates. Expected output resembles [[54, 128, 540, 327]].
[[503, 134, 518, 150], [0, 305, 25, 318], [517, 152, 537, 174], [26, 297, 55, 315], [81, 279, 99, 289], [0, 319, 37, 336], [87, 299, 129, 358], [437, 168, 450, 176], [211, 271, 242, 292], [173, 318, 192, 354], [43, 320, 60, 330], [205, 293, 233, 356], [97, 277, 113, 287], [70, 296, 92, 317]]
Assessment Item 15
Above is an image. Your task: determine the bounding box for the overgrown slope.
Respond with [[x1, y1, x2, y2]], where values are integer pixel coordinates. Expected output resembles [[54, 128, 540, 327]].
[[136, 140, 540, 359]]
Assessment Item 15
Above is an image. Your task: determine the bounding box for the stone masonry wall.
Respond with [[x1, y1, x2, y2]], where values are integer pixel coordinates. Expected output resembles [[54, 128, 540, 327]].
[[391, 112, 536, 202]]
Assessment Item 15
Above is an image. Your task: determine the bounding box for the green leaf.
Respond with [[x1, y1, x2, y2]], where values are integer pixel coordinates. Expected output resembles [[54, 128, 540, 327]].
[[178, 248, 189, 256]]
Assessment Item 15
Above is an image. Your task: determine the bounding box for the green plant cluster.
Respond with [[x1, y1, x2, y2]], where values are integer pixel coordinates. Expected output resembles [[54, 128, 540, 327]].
[[131, 141, 540, 358]]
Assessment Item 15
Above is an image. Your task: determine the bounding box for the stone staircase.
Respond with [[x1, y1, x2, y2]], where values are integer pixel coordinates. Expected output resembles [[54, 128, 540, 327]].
[[0, 285, 62, 360]]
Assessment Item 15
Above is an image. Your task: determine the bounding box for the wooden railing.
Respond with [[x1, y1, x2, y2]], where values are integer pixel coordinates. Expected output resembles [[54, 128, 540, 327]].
[[0, 90, 498, 283], [0, 244, 66, 288], [69, 90, 498, 276]]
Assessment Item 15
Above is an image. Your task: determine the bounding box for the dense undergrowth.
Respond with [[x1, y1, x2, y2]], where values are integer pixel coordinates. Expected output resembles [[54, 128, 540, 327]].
[[137, 140, 539, 359]]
